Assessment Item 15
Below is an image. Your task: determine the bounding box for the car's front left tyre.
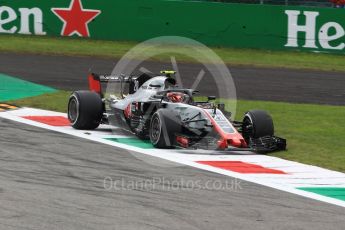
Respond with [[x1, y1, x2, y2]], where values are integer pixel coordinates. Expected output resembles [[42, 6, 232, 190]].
[[68, 90, 103, 130], [149, 109, 180, 148]]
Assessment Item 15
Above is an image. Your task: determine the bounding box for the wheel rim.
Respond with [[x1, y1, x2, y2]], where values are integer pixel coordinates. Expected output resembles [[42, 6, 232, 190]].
[[150, 115, 161, 144], [68, 97, 79, 124], [242, 116, 254, 141]]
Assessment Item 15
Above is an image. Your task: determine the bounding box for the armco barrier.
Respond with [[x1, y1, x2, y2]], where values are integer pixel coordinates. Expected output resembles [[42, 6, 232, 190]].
[[1, 0, 345, 54]]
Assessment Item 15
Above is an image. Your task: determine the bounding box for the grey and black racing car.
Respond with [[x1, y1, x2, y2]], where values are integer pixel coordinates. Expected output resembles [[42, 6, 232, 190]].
[[67, 71, 286, 153]]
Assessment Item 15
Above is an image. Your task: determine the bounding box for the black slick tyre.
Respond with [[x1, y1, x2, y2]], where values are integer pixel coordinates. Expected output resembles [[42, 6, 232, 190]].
[[242, 110, 274, 142], [68, 90, 103, 130], [149, 109, 180, 148]]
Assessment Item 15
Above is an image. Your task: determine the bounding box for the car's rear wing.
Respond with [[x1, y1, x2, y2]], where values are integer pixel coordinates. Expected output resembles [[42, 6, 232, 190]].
[[88, 73, 151, 95], [88, 73, 135, 94]]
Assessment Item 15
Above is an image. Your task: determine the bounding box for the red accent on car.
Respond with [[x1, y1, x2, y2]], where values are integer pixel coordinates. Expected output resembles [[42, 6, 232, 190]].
[[228, 138, 243, 148], [176, 136, 189, 148], [88, 74, 101, 93], [217, 139, 228, 149], [204, 110, 248, 149], [124, 104, 131, 118]]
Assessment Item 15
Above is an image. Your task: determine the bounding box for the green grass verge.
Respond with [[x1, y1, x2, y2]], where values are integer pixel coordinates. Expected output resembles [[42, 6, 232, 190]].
[[7, 91, 71, 113], [6, 91, 345, 172], [235, 100, 345, 173], [1, 35, 345, 72]]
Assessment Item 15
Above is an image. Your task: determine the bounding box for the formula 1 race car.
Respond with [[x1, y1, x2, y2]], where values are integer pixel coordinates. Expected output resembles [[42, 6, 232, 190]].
[[67, 71, 286, 153]]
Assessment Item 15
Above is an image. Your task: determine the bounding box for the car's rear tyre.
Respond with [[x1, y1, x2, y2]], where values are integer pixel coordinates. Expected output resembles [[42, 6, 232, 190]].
[[242, 110, 274, 142], [149, 110, 180, 148], [68, 90, 103, 130]]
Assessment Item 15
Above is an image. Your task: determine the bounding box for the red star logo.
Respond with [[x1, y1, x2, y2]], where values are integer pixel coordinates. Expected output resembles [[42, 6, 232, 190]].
[[51, 0, 101, 37]]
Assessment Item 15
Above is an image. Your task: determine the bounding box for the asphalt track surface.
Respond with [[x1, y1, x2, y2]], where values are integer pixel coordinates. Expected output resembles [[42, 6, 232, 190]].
[[0, 53, 345, 105], [1, 118, 345, 230], [1, 52, 345, 229]]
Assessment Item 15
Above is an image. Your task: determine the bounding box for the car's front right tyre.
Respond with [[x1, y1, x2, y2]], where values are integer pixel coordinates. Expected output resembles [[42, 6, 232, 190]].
[[242, 110, 274, 142]]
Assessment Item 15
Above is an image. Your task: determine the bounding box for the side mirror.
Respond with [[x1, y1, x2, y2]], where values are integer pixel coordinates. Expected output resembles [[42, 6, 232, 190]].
[[153, 95, 164, 99], [149, 84, 162, 88], [208, 96, 216, 101], [217, 103, 225, 111], [192, 90, 200, 95]]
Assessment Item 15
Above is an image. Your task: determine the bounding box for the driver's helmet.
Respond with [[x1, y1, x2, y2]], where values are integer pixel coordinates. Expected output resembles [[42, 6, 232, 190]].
[[166, 92, 190, 103]]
